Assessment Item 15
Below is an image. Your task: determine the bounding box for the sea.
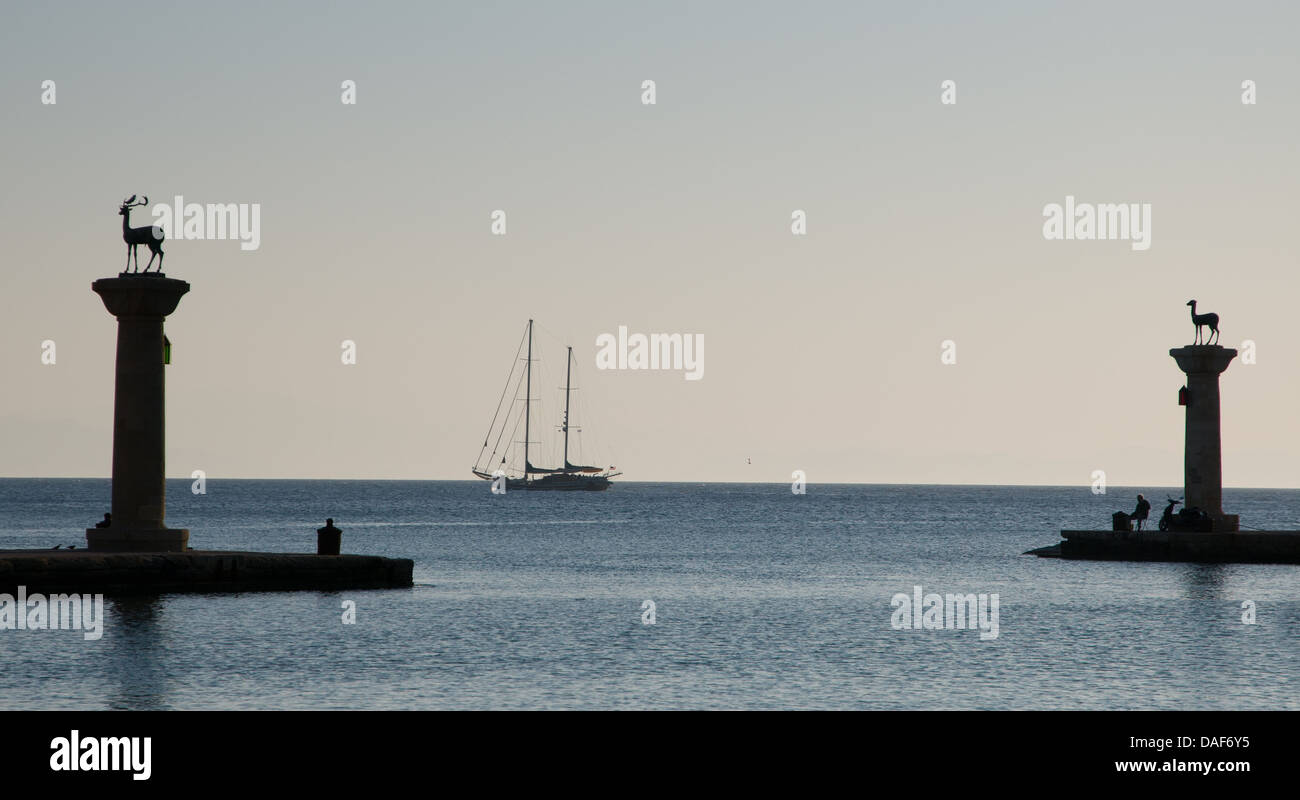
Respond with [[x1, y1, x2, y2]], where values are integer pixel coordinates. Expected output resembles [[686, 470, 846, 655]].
[[1, 479, 1297, 710]]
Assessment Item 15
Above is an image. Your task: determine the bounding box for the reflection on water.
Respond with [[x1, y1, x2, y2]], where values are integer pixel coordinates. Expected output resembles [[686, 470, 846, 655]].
[[104, 597, 169, 711], [1182, 563, 1228, 602]]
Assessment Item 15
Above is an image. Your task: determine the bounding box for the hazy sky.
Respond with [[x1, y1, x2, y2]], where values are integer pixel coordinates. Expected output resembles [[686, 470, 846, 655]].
[[3, 1, 1299, 486]]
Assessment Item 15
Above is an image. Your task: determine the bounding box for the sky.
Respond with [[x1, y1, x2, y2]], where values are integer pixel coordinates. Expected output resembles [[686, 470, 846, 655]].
[[2, 1, 1299, 486]]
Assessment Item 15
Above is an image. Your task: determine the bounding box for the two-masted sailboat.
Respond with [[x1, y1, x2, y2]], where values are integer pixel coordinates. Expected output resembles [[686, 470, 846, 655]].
[[472, 320, 620, 490]]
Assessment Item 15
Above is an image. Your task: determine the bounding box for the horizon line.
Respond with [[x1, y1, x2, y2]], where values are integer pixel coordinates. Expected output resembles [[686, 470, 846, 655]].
[[2, 476, 1297, 491]]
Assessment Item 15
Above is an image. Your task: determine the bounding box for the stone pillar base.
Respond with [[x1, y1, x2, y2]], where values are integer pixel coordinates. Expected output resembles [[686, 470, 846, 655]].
[[86, 528, 190, 553]]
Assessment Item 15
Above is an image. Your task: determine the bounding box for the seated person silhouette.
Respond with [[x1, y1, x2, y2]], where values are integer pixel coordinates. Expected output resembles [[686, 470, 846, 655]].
[[1131, 495, 1151, 531], [94, 512, 112, 529], [316, 517, 342, 555]]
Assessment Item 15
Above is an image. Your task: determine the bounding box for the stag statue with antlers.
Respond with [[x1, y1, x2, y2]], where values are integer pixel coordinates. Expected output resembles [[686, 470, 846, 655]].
[[119, 195, 165, 274]]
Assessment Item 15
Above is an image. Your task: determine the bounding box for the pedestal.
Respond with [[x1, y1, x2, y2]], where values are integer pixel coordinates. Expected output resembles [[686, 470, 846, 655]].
[[87, 274, 190, 552], [1169, 345, 1237, 532]]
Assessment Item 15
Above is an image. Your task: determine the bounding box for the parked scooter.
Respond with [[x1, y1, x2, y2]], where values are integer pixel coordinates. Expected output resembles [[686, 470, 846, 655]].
[[1158, 497, 1214, 532], [1158, 497, 1182, 532]]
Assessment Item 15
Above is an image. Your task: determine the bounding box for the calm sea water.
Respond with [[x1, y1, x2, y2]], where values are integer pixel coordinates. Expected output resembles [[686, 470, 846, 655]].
[[1, 479, 1297, 710]]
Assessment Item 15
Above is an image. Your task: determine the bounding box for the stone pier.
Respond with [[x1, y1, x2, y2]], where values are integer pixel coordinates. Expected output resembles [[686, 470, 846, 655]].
[[86, 274, 190, 552], [1024, 337, 1292, 562], [1169, 345, 1237, 531], [0, 550, 415, 595]]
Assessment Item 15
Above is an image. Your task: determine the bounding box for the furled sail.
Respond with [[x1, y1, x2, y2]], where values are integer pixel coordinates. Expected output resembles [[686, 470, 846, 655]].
[[525, 461, 568, 475]]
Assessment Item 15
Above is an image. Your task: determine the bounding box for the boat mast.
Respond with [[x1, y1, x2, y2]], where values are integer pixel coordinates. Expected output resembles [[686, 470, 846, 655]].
[[563, 346, 572, 469], [524, 319, 533, 484]]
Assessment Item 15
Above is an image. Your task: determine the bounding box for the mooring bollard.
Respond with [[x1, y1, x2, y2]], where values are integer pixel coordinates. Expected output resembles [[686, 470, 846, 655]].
[[317, 518, 342, 555]]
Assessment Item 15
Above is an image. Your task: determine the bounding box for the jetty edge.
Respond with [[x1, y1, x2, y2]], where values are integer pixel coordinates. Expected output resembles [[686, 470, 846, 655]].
[[0, 549, 414, 596], [1026, 530, 1300, 564]]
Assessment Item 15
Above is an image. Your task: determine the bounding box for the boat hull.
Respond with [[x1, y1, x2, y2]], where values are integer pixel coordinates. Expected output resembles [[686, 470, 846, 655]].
[[512, 473, 612, 491], [472, 469, 614, 491]]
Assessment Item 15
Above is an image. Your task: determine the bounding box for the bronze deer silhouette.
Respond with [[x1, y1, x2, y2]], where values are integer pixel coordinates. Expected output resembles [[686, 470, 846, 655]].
[[119, 195, 165, 273], [1187, 299, 1219, 345]]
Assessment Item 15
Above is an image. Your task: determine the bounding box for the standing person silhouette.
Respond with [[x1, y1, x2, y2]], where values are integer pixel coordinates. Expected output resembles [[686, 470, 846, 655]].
[[1132, 494, 1151, 531]]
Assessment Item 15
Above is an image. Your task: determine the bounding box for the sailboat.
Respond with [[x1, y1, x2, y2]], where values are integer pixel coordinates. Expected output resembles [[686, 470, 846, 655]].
[[472, 319, 621, 491]]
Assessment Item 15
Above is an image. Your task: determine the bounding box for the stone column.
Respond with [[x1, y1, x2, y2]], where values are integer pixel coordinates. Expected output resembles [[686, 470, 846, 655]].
[[1169, 345, 1237, 532], [86, 275, 190, 552]]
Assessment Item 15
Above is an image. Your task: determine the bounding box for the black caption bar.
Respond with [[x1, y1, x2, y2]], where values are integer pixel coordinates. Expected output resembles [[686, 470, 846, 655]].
[[2, 711, 1283, 789]]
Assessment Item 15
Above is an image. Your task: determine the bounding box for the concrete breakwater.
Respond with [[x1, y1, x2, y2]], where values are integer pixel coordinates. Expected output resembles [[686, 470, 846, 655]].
[[1028, 529, 1300, 564], [0, 549, 414, 595]]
